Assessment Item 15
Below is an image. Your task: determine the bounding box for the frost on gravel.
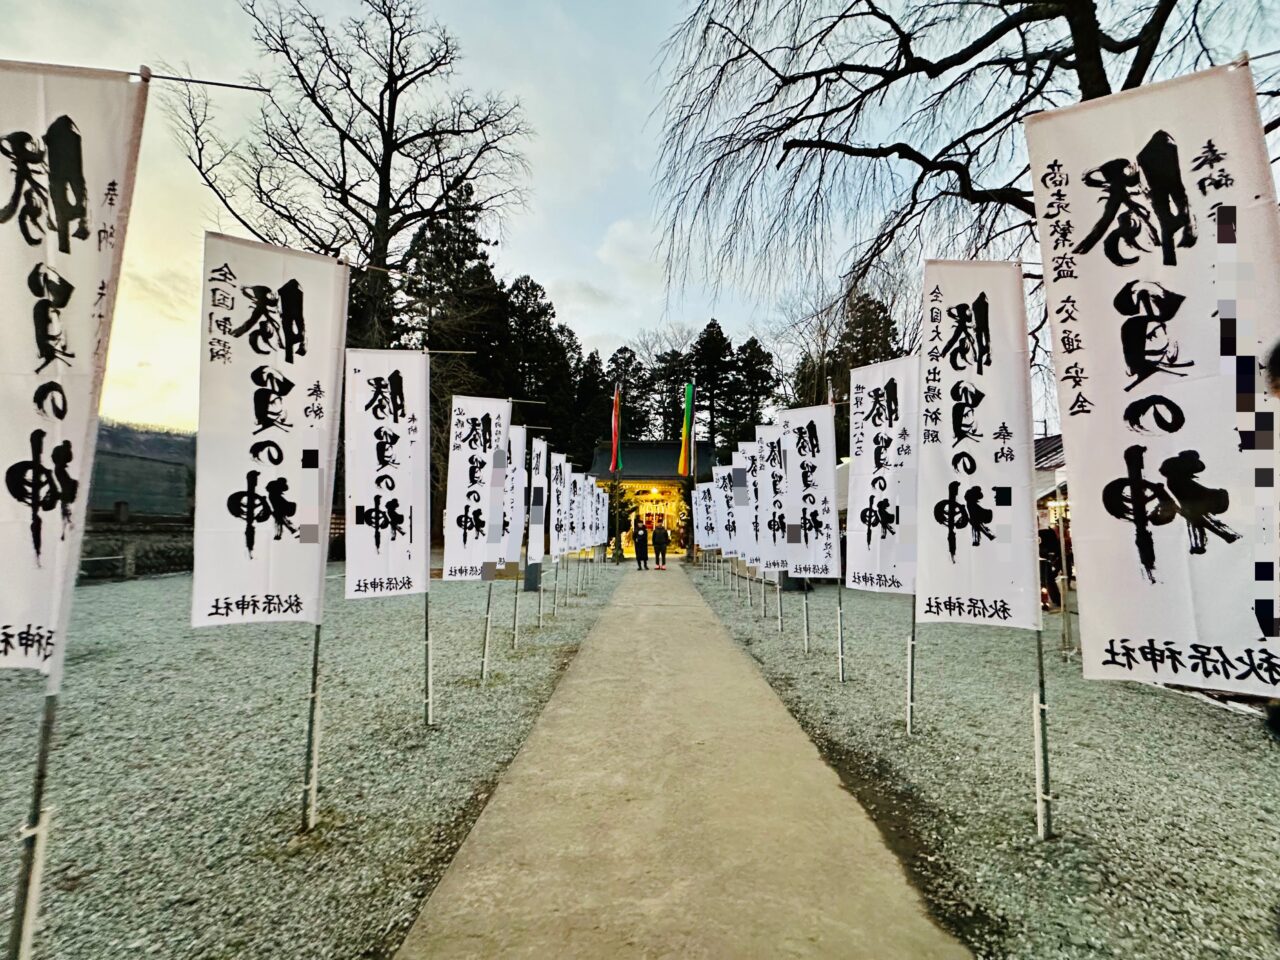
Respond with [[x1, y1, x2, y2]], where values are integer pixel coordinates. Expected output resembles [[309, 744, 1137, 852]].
[[695, 568, 1280, 960], [0, 561, 620, 959]]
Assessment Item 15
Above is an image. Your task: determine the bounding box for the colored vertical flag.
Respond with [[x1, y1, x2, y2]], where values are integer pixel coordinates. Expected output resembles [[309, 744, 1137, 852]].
[[609, 382, 622, 472], [677, 382, 695, 475]]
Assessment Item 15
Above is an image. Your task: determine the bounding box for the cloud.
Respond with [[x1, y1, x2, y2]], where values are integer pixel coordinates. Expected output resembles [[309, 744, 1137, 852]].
[[595, 218, 664, 292]]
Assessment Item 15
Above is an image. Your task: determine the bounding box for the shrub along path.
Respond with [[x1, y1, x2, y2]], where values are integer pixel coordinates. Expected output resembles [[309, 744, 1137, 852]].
[[396, 563, 968, 959]]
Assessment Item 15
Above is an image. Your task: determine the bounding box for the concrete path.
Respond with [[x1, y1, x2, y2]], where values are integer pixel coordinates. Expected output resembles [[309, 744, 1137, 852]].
[[396, 566, 970, 959]]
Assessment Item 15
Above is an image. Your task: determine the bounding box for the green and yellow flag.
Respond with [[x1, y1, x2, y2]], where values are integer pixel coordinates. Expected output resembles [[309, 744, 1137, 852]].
[[676, 382, 694, 475]]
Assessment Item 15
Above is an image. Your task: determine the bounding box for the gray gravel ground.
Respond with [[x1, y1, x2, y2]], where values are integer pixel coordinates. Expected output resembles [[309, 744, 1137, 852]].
[[693, 563, 1280, 960], [1, 559, 619, 959]]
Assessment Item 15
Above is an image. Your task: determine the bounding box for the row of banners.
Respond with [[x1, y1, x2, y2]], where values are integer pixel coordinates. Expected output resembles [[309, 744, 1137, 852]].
[[1, 59, 1278, 700], [696, 63, 1280, 699]]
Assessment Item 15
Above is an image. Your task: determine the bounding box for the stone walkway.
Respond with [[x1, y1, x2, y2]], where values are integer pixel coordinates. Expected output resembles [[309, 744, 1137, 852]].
[[396, 565, 970, 959]]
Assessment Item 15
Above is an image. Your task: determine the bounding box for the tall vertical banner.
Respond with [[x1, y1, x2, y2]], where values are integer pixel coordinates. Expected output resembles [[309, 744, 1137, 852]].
[[694, 482, 720, 550], [712, 465, 738, 557], [192, 234, 348, 627], [585, 474, 599, 547], [344, 350, 428, 597], [1026, 64, 1280, 694], [737, 442, 762, 569], [570, 471, 586, 547], [757, 425, 788, 572], [0, 63, 147, 683], [846, 356, 920, 593], [549, 452, 567, 560], [442, 395, 510, 580], [780, 404, 839, 578], [501, 425, 528, 567], [528, 437, 548, 564], [915, 261, 1038, 629]]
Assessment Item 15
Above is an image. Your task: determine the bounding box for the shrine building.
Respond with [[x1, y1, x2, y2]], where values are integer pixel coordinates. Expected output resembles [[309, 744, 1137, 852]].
[[589, 439, 715, 552]]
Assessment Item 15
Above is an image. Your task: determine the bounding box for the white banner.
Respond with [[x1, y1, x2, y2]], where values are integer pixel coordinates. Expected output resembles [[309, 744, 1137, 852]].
[[780, 404, 839, 578], [567, 470, 581, 551], [192, 234, 348, 627], [915, 260, 1038, 629], [0, 62, 147, 682], [344, 350, 428, 598], [694, 482, 720, 550], [585, 474, 599, 547], [756, 425, 787, 571], [501, 425, 528, 567], [846, 356, 920, 594], [737, 442, 763, 569], [1026, 64, 1280, 694], [442, 395, 510, 580], [528, 437, 547, 564], [713, 465, 740, 557], [549, 452, 567, 560]]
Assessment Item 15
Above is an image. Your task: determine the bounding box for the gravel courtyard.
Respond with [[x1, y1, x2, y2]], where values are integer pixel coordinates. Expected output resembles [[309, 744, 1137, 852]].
[[0, 561, 619, 959], [693, 564, 1280, 960]]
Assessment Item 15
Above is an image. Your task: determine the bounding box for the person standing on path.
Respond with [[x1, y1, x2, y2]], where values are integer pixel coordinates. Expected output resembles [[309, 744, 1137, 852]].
[[633, 519, 649, 570], [652, 519, 670, 570]]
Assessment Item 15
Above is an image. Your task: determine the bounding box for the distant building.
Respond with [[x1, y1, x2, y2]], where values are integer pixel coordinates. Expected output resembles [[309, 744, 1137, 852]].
[[1034, 434, 1067, 525], [589, 439, 714, 547], [89, 450, 192, 520]]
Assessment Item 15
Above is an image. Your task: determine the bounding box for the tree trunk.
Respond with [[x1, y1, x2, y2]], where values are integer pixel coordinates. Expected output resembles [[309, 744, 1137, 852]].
[[1064, 0, 1113, 101]]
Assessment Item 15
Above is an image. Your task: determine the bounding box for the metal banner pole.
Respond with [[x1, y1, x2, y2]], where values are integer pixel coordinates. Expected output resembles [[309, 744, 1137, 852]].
[[538, 564, 544, 628], [7, 692, 57, 960], [1056, 498, 1072, 656], [776, 579, 783, 633], [424, 591, 434, 726], [552, 559, 560, 618], [512, 563, 521, 649], [301, 624, 322, 833], [907, 605, 918, 736], [760, 572, 767, 619], [802, 579, 811, 654], [1033, 629, 1054, 840], [836, 584, 846, 683], [746, 567, 753, 609], [481, 581, 494, 680]]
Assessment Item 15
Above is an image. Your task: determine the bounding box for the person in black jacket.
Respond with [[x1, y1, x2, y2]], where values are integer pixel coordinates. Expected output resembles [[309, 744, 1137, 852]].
[[652, 519, 670, 570], [633, 519, 649, 570]]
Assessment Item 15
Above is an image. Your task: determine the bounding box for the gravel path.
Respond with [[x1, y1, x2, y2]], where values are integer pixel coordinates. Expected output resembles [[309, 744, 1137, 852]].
[[693, 563, 1280, 960], [0, 560, 620, 959]]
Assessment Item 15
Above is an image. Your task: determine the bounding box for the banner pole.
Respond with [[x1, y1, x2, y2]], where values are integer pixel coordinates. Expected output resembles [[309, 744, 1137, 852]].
[[746, 566, 753, 609], [760, 571, 767, 619], [538, 563, 544, 628], [1056, 492, 1072, 657], [512, 561, 521, 649], [907, 603, 917, 736], [6, 691, 58, 960], [481, 581, 494, 680], [301, 623, 322, 833], [802, 578, 811, 654], [552, 560, 560, 618], [1033, 629, 1054, 840], [836, 584, 846, 683], [424, 591, 434, 726], [776, 578, 783, 633]]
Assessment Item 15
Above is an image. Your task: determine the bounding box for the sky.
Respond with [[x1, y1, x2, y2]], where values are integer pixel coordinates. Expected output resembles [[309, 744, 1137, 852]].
[[6, 0, 765, 430]]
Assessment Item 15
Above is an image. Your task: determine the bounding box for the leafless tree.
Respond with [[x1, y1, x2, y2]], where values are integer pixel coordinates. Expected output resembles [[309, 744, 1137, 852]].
[[627, 319, 698, 360], [167, 0, 529, 348], [657, 0, 1278, 300]]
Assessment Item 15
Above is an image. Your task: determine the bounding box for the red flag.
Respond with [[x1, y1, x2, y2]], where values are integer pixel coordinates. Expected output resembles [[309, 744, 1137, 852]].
[[609, 383, 622, 472]]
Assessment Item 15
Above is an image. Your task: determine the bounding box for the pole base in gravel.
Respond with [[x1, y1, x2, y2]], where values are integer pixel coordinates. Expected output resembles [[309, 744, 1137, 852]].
[[395, 566, 970, 959]]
